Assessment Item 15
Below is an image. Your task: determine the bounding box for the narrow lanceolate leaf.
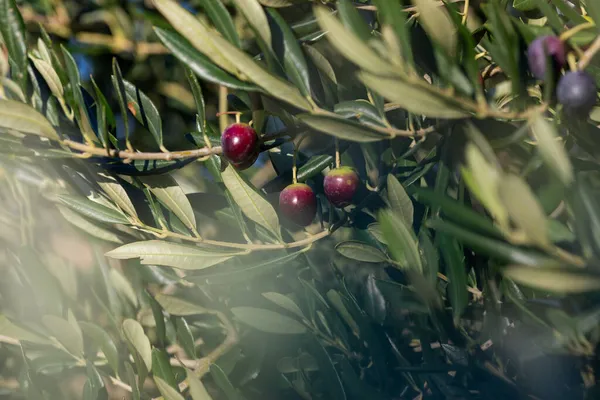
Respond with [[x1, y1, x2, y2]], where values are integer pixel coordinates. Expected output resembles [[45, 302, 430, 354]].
[[123, 80, 163, 149], [412, 0, 457, 57], [208, 33, 313, 111], [335, 241, 388, 263], [112, 59, 131, 147], [57, 194, 130, 225], [0, 99, 59, 140], [106, 240, 240, 270], [296, 113, 390, 142], [140, 175, 197, 232], [530, 114, 573, 186], [499, 174, 549, 247], [154, 293, 209, 316], [231, 0, 271, 45], [109, 269, 138, 307], [231, 307, 307, 334], [79, 322, 119, 375], [154, 28, 258, 91], [42, 315, 84, 356], [97, 174, 138, 219], [358, 72, 469, 119], [0, 0, 27, 85], [268, 9, 311, 97], [0, 315, 51, 345], [187, 369, 214, 400], [153, 0, 238, 74], [201, 0, 240, 47], [122, 319, 152, 371], [154, 376, 185, 400], [386, 174, 413, 227], [378, 209, 423, 272], [314, 6, 397, 77], [222, 164, 281, 239], [57, 205, 123, 244], [461, 143, 509, 229], [61, 46, 95, 143], [503, 266, 600, 294], [30, 55, 63, 100], [438, 234, 468, 322], [262, 292, 305, 319]]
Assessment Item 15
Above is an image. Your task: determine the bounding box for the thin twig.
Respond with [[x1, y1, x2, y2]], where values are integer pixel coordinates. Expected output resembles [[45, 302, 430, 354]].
[[578, 35, 600, 70]]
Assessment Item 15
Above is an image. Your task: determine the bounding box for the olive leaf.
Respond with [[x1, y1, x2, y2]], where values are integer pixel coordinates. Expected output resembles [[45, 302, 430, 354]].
[[122, 319, 152, 371], [140, 175, 197, 232], [231, 307, 307, 334], [461, 143, 509, 229], [97, 173, 138, 219], [358, 72, 469, 119], [154, 293, 209, 316], [499, 174, 550, 247], [79, 322, 119, 375], [411, 0, 457, 57], [0, 99, 59, 140], [386, 174, 413, 227], [335, 241, 388, 263], [106, 240, 241, 270], [231, 0, 271, 46], [296, 113, 390, 142], [503, 266, 600, 294], [153, 0, 238, 74], [0, 315, 51, 345], [378, 209, 423, 272], [42, 314, 84, 357], [314, 6, 397, 77], [154, 376, 185, 400], [530, 114, 574, 186], [262, 292, 305, 319], [57, 205, 123, 244], [222, 164, 281, 240], [187, 369, 214, 400]]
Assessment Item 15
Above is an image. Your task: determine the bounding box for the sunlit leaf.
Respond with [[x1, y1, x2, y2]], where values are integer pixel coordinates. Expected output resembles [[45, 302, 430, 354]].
[[153, 0, 238, 74], [57, 205, 123, 244], [0, 99, 59, 140], [187, 369, 214, 400], [79, 322, 119, 375], [378, 209, 423, 272], [140, 175, 197, 232], [503, 266, 600, 294], [359, 72, 469, 119], [154, 376, 185, 400], [499, 174, 549, 247], [296, 113, 390, 142], [231, 307, 307, 334], [262, 292, 305, 319], [122, 319, 152, 371], [123, 80, 164, 149], [335, 241, 388, 263], [0, 315, 51, 345], [386, 174, 413, 227], [106, 240, 241, 270], [412, 0, 457, 57], [222, 164, 281, 239], [314, 6, 397, 76], [154, 293, 209, 316], [42, 314, 84, 356], [231, 0, 271, 46], [57, 194, 129, 225], [530, 114, 573, 186]]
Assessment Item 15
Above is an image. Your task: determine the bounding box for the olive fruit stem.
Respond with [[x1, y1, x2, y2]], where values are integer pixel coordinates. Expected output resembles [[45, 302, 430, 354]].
[[335, 138, 341, 168], [578, 35, 600, 70]]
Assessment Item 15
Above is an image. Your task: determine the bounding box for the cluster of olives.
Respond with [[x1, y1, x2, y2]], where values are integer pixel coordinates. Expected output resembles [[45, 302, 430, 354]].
[[527, 35, 597, 117], [221, 123, 359, 227]]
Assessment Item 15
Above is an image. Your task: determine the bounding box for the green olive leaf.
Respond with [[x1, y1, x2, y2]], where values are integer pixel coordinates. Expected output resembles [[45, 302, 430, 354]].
[[106, 240, 241, 270], [222, 164, 281, 240], [231, 307, 307, 334], [335, 241, 388, 263], [0, 99, 59, 140]]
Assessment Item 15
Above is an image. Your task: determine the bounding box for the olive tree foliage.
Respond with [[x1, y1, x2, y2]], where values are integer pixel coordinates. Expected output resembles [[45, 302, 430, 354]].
[[1, 0, 600, 399]]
